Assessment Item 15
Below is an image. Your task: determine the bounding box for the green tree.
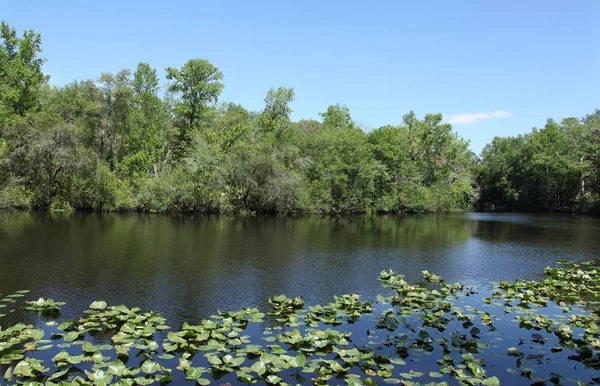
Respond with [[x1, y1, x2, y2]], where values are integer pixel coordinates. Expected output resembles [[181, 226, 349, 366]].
[[96, 70, 134, 168], [258, 87, 295, 136], [525, 120, 583, 210], [320, 104, 353, 130], [166, 59, 223, 127], [581, 110, 600, 200], [369, 112, 473, 213], [118, 62, 169, 181], [368, 124, 416, 211], [17, 123, 115, 210], [165, 59, 224, 159], [301, 106, 376, 213], [0, 21, 48, 124], [476, 135, 528, 210], [201, 103, 252, 153]]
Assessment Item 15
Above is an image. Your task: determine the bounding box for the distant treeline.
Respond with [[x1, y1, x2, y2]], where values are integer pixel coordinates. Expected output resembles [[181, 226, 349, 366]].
[[475, 111, 600, 214], [0, 22, 598, 214]]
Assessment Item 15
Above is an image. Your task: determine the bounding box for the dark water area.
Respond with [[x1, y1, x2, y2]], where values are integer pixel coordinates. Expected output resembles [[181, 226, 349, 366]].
[[1, 212, 600, 385], [1, 212, 599, 328]]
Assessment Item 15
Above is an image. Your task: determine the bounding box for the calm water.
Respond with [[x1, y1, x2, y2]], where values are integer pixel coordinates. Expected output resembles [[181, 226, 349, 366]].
[[0, 211, 599, 327]]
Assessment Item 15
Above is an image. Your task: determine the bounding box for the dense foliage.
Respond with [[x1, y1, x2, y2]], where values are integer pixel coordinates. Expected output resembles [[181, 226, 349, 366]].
[[475, 112, 600, 214], [2, 21, 599, 214], [0, 22, 474, 214]]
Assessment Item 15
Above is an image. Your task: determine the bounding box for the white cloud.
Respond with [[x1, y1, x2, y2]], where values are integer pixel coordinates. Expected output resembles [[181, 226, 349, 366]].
[[445, 110, 511, 125]]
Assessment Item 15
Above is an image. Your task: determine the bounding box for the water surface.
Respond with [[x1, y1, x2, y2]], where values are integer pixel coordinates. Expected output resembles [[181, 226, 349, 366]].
[[0, 212, 598, 326]]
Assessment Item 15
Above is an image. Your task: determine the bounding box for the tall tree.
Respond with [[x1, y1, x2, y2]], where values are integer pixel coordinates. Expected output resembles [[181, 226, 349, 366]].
[[165, 59, 224, 159], [320, 104, 353, 130], [0, 21, 48, 124], [119, 62, 169, 180], [166, 59, 224, 128], [96, 70, 134, 168], [258, 87, 295, 134], [581, 110, 600, 198]]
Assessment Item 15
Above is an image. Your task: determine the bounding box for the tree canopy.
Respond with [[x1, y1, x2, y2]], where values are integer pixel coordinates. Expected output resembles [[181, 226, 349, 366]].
[[475, 112, 600, 214], [1, 21, 598, 215]]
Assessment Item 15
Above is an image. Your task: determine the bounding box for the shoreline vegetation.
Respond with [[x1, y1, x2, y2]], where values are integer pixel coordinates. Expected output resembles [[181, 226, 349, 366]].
[[1, 21, 600, 216], [0, 261, 599, 385]]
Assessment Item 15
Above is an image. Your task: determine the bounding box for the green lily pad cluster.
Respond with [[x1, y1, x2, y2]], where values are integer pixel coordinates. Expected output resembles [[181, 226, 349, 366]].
[[269, 295, 305, 314], [372, 270, 501, 385], [0, 290, 30, 318], [489, 261, 600, 376], [268, 296, 305, 325], [304, 295, 373, 327], [1, 261, 600, 385], [267, 293, 374, 328], [0, 323, 47, 365], [25, 298, 66, 316]]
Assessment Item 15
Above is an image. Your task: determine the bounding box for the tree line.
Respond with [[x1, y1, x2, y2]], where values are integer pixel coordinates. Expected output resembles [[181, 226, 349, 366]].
[[0, 22, 598, 214], [475, 111, 600, 214]]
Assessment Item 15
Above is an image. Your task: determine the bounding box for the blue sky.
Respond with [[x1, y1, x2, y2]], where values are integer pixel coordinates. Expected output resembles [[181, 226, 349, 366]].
[[2, 0, 599, 152]]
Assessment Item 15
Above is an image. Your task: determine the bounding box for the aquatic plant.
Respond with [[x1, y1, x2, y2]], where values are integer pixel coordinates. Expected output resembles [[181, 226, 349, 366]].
[[0, 261, 599, 385]]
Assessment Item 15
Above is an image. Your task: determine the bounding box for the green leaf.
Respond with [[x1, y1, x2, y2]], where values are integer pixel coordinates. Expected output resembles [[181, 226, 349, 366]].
[[206, 354, 222, 365], [121, 322, 136, 334], [63, 331, 79, 341], [168, 331, 186, 344], [133, 376, 155, 385], [186, 367, 206, 380], [87, 350, 102, 362], [468, 362, 485, 378], [67, 355, 84, 365], [147, 340, 159, 351], [115, 345, 131, 357], [48, 368, 69, 380], [290, 353, 306, 368], [266, 375, 282, 384], [82, 341, 98, 353], [89, 300, 107, 310], [52, 352, 69, 362], [482, 377, 500, 386], [108, 359, 127, 376], [4, 365, 13, 381], [13, 360, 34, 377], [27, 328, 44, 341], [154, 375, 171, 384], [85, 369, 113, 383], [141, 359, 160, 374], [237, 371, 255, 384], [230, 357, 246, 367], [251, 360, 267, 376]]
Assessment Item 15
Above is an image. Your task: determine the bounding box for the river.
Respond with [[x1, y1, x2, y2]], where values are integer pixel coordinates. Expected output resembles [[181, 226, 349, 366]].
[[1, 212, 598, 327]]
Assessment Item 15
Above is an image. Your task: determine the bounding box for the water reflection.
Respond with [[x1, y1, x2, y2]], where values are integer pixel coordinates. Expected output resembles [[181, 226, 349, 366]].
[[0, 212, 599, 327]]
